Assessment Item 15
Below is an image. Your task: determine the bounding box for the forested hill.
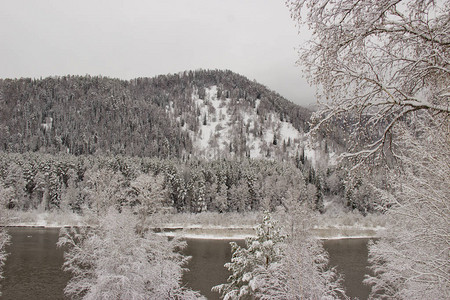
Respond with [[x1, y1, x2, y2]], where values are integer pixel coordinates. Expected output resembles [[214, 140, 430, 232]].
[[0, 70, 312, 159]]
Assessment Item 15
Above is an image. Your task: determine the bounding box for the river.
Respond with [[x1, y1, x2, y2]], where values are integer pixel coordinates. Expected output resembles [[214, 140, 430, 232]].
[[1, 228, 371, 299]]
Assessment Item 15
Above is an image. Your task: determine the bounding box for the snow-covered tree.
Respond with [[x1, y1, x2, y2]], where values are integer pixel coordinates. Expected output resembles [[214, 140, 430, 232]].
[[82, 168, 127, 215], [0, 206, 10, 296], [58, 208, 201, 300], [213, 212, 286, 299], [256, 198, 346, 300], [364, 128, 449, 299], [214, 211, 345, 299], [0, 228, 9, 297], [214, 183, 228, 213], [287, 0, 449, 162], [2, 161, 26, 209], [250, 235, 345, 300], [288, 1, 449, 298], [60, 168, 80, 212], [227, 179, 249, 212], [130, 173, 168, 215]]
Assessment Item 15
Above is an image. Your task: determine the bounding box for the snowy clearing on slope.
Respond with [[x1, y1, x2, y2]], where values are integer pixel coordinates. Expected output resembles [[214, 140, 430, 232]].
[[186, 86, 312, 159]]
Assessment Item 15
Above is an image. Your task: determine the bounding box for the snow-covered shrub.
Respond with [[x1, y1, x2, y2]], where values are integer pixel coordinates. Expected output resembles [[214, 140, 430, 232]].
[[58, 208, 202, 299], [250, 236, 345, 300]]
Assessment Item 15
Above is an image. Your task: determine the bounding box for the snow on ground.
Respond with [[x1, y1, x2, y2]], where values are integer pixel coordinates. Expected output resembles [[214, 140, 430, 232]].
[[328, 151, 338, 165], [4, 209, 385, 240], [156, 226, 255, 240], [248, 139, 261, 158], [157, 225, 382, 240], [4, 211, 87, 228], [160, 84, 334, 163], [263, 125, 275, 145], [184, 85, 311, 159], [150, 209, 386, 239], [304, 141, 318, 166], [190, 86, 232, 158], [312, 226, 383, 240], [279, 119, 302, 141]]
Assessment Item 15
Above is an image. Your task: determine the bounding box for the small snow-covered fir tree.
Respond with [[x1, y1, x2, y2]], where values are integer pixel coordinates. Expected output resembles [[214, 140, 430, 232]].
[[213, 212, 285, 299], [214, 210, 345, 299], [58, 208, 202, 299], [253, 198, 346, 300]]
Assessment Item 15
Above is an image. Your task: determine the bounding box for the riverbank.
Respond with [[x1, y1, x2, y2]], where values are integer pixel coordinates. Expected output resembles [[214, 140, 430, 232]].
[[3, 210, 87, 228], [153, 225, 382, 240], [2, 210, 384, 240]]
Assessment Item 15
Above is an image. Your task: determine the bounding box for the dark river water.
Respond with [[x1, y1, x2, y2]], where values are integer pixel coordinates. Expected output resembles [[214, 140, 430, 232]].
[[1, 228, 371, 299]]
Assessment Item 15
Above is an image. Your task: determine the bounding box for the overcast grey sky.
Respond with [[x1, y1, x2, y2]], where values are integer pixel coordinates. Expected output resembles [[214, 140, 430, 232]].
[[0, 0, 316, 106]]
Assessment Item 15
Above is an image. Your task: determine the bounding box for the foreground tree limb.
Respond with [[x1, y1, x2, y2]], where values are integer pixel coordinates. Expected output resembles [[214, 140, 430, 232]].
[[364, 128, 449, 299], [287, 1, 449, 299], [287, 0, 449, 162]]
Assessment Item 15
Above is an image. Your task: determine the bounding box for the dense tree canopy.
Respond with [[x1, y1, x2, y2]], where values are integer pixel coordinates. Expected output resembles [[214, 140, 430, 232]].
[[0, 152, 338, 214]]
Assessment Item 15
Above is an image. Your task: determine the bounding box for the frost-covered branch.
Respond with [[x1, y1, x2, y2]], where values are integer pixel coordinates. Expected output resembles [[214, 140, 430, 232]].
[[58, 208, 202, 300], [287, 0, 449, 161], [363, 129, 450, 299]]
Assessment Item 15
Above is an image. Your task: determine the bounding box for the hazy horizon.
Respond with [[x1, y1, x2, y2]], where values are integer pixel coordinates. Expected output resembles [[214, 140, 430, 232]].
[[0, 0, 316, 106]]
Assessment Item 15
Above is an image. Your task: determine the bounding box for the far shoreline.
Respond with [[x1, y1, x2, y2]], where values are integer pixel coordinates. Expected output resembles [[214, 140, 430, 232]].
[[3, 224, 381, 240]]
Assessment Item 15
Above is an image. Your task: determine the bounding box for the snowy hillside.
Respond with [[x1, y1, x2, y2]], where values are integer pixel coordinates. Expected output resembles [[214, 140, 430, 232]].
[[0, 70, 333, 162], [170, 85, 333, 165], [174, 85, 304, 159]]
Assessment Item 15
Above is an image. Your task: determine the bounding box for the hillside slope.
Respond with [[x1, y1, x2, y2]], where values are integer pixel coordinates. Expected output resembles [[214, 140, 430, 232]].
[[0, 70, 314, 159]]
